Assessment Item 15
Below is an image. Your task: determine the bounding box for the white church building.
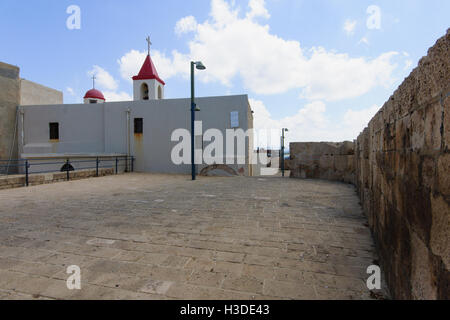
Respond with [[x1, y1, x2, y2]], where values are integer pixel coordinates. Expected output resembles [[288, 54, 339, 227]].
[[15, 43, 255, 176]]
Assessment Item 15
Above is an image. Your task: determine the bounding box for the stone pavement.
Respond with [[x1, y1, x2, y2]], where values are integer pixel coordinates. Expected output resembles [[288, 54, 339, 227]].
[[0, 173, 387, 300]]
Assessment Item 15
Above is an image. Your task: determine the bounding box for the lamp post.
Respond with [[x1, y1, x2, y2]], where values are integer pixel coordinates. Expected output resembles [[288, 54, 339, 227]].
[[281, 128, 288, 177], [191, 61, 206, 181]]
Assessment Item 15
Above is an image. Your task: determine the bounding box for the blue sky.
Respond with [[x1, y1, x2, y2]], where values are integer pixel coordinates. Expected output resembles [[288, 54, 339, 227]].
[[0, 0, 448, 145]]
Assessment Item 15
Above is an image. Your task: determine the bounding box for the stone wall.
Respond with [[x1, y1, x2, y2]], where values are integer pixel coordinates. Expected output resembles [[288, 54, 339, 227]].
[[288, 30, 449, 299], [0, 62, 63, 174], [0, 62, 20, 169], [0, 168, 115, 190], [20, 79, 63, 105], [355, 30, 449, 299], [289, 141, 355, 184]]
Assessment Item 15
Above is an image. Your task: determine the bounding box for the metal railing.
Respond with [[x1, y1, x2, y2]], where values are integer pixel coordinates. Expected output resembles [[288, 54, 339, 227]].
[[0, 156, 135, 186]]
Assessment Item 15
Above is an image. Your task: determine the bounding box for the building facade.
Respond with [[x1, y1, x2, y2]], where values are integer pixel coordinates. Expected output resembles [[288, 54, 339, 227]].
[[8, 49, 255, 176], [18, 95, 254, 175]]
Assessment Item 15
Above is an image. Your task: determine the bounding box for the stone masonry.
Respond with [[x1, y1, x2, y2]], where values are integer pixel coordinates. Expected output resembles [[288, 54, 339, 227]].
[[0, 168, 115, 190], [0, 62, 63, 174], [289, 142, 355, 184], [289, 29, 449, 299], [0, 62, 20, 169], [355, 29, 449, 299], [0, 174, 386, 300]]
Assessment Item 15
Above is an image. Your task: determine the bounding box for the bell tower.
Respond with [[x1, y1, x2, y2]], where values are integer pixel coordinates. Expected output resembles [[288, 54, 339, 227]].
[[132, 36, 165, 101]]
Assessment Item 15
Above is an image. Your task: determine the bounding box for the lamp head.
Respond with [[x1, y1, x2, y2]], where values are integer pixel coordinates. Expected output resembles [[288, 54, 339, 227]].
[[195, 61, 206, 70]]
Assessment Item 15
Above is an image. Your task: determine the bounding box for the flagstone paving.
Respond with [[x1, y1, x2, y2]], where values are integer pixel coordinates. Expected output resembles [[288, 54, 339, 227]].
[[0, 173, 388, 300]]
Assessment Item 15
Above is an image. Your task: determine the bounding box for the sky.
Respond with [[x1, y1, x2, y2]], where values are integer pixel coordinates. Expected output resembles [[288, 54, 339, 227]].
[[0, 0, 448, 147]]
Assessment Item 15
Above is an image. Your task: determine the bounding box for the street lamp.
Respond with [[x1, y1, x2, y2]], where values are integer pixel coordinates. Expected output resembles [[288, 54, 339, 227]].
[[281, 128, 289, 177], [191, 61, 206, 181]]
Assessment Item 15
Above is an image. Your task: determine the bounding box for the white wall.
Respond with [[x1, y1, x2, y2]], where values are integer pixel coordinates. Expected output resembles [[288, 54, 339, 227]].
[[18, 95, 253, 175], [133, 79, 164, 101]]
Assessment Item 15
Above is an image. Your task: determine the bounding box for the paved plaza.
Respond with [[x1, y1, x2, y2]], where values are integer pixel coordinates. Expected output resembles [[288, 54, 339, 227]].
[[0, 173, 386, 299]]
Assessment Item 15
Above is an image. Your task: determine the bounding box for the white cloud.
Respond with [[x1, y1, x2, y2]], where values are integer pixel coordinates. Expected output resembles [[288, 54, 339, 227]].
[[247, 0, 270, 20], [118, 50, 147, 82], [402, 52, 413, 71], [118, 49, 190, 84], [342, 104, 380, 136], [66, 87, 75, 96], [404, 59, 413, 71], [85, 66, 131, 102], [175, 16, 198, 35], [358, 37, 370, 46], [343, 19, 357, 36], [118, 0, 401, 102], [251, 98, 380, 146], [251, 98, 334, 146], [300, 50, 398, 101], [103, 91, 132, 102], [88, 65, 119, 91]]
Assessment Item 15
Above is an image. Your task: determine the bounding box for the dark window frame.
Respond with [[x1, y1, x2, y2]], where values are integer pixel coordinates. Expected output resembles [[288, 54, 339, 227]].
[[49, 122, 59, 140], [134, 118, 143, 134]]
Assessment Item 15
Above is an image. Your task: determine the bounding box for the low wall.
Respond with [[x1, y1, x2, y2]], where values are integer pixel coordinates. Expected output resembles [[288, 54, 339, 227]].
[[355, 30, 449, 299], [0, 168, 114, 190], [289, 141, 355, 184]]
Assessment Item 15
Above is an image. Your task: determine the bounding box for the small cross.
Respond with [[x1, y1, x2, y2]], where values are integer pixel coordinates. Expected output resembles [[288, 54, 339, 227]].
[[92, 75, 96, 89], [146, 36, 152, 55]]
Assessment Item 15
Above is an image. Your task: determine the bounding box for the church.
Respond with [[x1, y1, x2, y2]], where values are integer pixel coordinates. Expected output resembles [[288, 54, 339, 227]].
[[0, 41, 255, 177]]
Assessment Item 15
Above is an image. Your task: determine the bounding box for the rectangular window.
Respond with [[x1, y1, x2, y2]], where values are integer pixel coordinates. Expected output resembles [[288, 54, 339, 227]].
[[134, 118, 143, 134], [49, 122, 59, 140], [230, 111, 239, 128]]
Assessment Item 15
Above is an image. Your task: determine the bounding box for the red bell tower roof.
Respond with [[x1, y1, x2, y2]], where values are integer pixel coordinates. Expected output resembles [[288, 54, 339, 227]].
[[132, 54, 165, 85]]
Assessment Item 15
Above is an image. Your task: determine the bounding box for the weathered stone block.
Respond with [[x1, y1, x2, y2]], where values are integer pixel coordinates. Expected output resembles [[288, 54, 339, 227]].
[[423, 101, 442, 152], [444, 96, 450, 151], [411, 231, 437, 299], [430, 194, 450, 269], [437, 153, 450, 196], [410, 108, 425, 151], [421, 156, 436, 191]]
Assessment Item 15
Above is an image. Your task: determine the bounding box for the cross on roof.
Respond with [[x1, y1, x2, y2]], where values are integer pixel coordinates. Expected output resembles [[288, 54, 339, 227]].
[[92, 75, 96, 89], [146, 36, 152, 55]]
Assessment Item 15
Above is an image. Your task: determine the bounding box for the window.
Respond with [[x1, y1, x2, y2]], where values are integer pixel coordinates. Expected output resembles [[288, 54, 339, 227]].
[[230, 111, 239, 128], [49, 123, 59, 140], [89, 99, 98, 104], [158, 86, 162, 99], [141, 83, 149, 100], [134, 118, 143, 134]]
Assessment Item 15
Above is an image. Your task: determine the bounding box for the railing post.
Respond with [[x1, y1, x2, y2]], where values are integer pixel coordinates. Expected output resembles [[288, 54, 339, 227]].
[[131, 156, 134, 172], [96, 157, 99, 177], [66, 159, 70, 181], [25, 160, 29, 187], [115, 157, 118, 174]]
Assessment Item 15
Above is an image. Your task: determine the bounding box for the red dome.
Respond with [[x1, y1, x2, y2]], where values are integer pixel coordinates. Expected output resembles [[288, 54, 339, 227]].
[[84, 89, 105, 101]]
